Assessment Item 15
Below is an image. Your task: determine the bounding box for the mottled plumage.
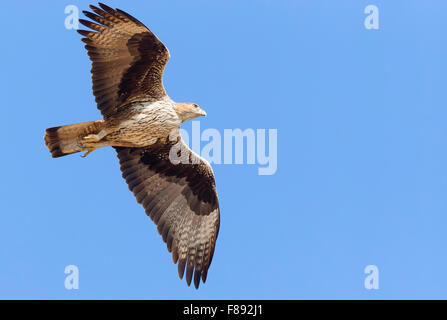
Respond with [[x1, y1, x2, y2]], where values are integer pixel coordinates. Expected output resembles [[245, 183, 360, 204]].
[[116, 138, 219, 288], [44, 2, 219, 289]]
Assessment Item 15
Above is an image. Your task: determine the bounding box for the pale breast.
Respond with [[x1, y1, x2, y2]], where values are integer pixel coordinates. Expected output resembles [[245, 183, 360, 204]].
[[105, 100, 181, 147]]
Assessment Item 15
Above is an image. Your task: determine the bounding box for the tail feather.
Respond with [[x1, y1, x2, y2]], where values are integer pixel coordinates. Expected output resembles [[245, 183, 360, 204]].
[[44, 120, 105, 158]]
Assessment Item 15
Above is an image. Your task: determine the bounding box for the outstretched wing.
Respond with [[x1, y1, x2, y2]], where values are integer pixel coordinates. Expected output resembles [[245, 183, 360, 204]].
[[78, 3, 170, 119], [115, 138, 220, 289]]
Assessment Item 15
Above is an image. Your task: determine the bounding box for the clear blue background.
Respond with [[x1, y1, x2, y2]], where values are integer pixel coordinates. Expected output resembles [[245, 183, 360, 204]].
[[1, 0, 446, 299]]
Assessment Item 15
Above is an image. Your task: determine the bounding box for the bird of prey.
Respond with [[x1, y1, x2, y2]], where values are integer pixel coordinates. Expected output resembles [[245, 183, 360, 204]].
[[44, 3, 220, 289]]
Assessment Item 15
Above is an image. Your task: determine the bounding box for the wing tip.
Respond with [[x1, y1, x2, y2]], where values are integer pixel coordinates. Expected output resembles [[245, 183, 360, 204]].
[[186, 261, 194, 287], [193, 270, 202, 289], [201, 270, 208, 283], [178, 259, 186, 280], [77, 29, 97, 37], [89, 4, 100, 12], [98, 2, 114, 11]]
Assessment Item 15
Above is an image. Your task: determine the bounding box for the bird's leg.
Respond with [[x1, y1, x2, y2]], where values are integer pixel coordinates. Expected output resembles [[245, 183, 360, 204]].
[[79, 129, 110, 157], [83, 128, 109, 143], [80, 134, 100, 157], [80, 143, 97, 157], [82, 134, 100, 143], [81, 150, 93, 158]]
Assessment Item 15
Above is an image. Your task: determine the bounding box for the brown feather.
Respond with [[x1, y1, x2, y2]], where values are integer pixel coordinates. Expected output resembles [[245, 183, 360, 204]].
[[79, 3, 170, 119], [116, 139, 220, 289]]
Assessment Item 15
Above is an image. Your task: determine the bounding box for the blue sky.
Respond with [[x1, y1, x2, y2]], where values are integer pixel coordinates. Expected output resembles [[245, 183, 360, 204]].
[[1, 0, 446, 299]]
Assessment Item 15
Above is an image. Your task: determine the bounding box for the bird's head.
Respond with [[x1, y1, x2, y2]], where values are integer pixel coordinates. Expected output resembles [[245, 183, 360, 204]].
[[174, 102, 207, 122]]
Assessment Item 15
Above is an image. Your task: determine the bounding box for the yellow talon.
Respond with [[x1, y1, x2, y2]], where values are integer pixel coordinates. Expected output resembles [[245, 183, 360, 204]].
[[81, 149, 95, 157], [80, 139, 97, 158]]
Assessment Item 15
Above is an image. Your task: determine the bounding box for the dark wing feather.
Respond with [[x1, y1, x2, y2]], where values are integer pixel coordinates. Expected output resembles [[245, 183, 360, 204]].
[[116, 138, 220, 289], [78, 3, 170, 119]]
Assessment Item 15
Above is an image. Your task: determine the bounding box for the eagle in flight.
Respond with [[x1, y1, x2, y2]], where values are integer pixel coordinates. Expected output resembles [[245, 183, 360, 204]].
[[44, 3, 220, 289]]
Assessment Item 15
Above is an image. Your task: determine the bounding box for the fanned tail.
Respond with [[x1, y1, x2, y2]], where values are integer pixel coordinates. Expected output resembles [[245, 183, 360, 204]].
[[44, 120, 105, 158]]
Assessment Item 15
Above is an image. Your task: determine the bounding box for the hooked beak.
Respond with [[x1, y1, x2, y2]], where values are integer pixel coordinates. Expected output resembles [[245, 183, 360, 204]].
[[199, 109, 207, 117]]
